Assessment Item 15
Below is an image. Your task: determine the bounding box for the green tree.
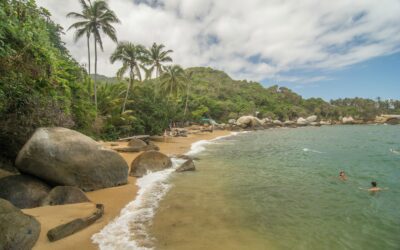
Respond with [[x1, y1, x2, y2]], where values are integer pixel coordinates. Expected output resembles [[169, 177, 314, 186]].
[[144, 42, 173, 78], [160, 65, 186, 98], [110, 42, 146, 113], [67, 0, 92, 75], [67, 0, 120, 114]]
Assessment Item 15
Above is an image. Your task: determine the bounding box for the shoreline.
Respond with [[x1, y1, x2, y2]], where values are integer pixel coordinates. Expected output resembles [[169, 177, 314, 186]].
[[23, 130, 231, 250]]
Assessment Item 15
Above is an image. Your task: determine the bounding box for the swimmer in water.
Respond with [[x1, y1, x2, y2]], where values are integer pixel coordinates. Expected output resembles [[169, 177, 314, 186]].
[[368, 181, 382, 192], [339, 171, 347, 181]]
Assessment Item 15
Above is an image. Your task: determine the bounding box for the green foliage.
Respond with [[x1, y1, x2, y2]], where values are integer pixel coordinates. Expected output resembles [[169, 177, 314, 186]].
[[0, 0, 95, 159]]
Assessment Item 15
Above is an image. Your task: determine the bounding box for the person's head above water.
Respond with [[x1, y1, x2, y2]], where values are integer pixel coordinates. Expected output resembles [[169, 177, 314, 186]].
[[371, 181, 377, 187], [339, 171, 345, 176]]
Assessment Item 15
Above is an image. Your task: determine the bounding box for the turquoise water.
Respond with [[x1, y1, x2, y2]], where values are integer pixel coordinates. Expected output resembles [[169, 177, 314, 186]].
[[151, 126, 400, 250]]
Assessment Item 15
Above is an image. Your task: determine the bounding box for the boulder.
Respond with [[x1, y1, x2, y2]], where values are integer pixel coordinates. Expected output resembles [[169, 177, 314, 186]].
[[0, 198, 41, 250], [41, 186, 90, 206], [306, 115, 317, 123], [236, 116, 263, 128], [296, 117, 308, 126], [127, 138, 147, 150], [130, 151, 172, 177], [176, 159, 196, 172], [272, 120, 283, 126], [15, 127, 129, 191], [320, 120, 331, 125], [310, 122, 321, 126], [144, 141, 160, 151], [342, 116, 355, 124], [228, 119, 236, 125], [0, 175, 51, 209], [283, 120, 295, 127]]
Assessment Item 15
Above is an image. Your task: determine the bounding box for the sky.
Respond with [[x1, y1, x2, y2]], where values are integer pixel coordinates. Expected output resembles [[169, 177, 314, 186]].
[[37, 0, 400, 100]]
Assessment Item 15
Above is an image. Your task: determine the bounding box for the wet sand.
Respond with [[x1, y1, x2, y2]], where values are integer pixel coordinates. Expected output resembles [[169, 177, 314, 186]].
[[23, 130, 230, 250]]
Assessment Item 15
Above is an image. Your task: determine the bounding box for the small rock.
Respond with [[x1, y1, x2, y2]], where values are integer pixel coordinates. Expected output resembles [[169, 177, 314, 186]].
[[130, 151, 172, 177], [41, 186, 90, 206], [176, 159, 196, 172]]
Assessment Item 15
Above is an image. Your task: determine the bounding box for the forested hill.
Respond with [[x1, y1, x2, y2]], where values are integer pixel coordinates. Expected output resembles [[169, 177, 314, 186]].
[[0, 0, 399, 168]]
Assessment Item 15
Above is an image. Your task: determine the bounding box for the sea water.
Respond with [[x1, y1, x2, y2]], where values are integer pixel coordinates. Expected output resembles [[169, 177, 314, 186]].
[[150, 125, 400, 250]]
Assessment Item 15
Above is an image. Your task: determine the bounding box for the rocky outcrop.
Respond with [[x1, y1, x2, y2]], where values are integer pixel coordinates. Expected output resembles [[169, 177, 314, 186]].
[[144, 141, 160, 151], [0, 198, 41, 250], [130, 151, 172, 177], [272, 120, 283, 126], [176, 159, 196, 172], [128, 138, 147, 149], [236, 116, 263, 128], [228, 119, 236, 125], [320, 120, 332, 125], [306, 115, 317, 123], [41, 186, 90, 206], [342, 116, 355, 124], [15, 127, 129, 191], [0, 175, 51, 209], [296, 117, 308, 126]]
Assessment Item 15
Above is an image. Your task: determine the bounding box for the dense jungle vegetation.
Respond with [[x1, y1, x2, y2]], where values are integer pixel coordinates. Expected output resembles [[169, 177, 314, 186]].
[[1, 0, 399, 164]]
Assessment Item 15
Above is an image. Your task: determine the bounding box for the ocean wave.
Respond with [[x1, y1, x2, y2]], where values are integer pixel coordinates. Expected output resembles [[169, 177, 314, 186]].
[[390, 148, 400, 155], [303, 148, 324, 154], [92, 132, 239, 249]]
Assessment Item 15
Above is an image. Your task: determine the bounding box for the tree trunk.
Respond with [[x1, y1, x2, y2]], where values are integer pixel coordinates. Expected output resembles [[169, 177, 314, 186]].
[[87, 33, 91, 75], [47, 204, 104, 242], [184, 81, 190, 117], [94, 38, 98, 115], [122, 66, 134, 113]]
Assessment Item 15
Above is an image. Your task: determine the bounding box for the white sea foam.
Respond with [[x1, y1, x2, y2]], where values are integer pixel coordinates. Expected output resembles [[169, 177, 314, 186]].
[[92, 132, 239, 249], [303, 148, 324, 154], [390, 148, 400, 155]]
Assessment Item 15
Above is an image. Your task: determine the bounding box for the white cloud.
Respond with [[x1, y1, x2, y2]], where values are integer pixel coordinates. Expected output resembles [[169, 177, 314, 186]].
[[37, 0, 400, 82]]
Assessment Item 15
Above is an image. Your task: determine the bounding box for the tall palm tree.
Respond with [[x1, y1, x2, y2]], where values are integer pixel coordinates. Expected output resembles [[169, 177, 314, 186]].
[[67, 0, 120, 114], [110, 42, 146, 113], [160, 65, 186, 98], [145, 43, 173, 78], [67, 0, 92, 75]]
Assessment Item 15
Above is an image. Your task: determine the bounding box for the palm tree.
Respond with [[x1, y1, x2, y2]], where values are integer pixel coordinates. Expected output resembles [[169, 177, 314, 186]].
[[110, 42, 146, 113], [67, 0, 92, 75], [140, 64, 152, 81], [160, 65, 186, 98], [67, 0, 120, 114], [145, 43, 173, 78]]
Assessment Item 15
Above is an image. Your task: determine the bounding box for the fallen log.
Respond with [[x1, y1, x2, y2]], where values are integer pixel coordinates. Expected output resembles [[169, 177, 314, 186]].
[[118, 135, 150, 142], [47, 204, 104, 242]]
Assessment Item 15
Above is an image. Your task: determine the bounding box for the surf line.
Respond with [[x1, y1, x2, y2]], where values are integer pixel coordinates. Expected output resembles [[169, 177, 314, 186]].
[[91, 132, 242, 249]]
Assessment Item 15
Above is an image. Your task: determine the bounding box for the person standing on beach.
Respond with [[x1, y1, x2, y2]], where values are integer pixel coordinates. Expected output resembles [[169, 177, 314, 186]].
[[339, 171, 347, 181]]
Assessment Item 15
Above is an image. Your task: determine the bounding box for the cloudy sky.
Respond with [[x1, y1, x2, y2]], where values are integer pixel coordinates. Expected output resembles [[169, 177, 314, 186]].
[[37, 0, 400, 100]]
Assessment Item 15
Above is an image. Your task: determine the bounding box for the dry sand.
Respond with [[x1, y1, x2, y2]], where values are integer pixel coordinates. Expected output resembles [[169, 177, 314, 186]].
[[23, 130, 230, 250]]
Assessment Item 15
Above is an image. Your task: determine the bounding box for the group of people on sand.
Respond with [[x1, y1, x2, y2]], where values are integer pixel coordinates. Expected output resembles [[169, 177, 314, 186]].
[[339, 171, 387, 192]]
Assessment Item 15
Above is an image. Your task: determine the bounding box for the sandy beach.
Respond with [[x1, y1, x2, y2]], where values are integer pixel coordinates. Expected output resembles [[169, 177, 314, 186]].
[[22, 130, 230, 250]]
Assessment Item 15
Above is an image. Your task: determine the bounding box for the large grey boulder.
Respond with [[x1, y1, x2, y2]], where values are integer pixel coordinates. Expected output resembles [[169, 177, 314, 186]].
[[306, 115, 318, 123], [0, 175, 51, 209], [296, 117, 308, 126], [342, 116, 355, 124], [236, 116, 263, 128], [15, 127, 129, 191], [130, 151, 172, 177], [41, 186, 90, 206], [176, 159, 196, 172], [0, 198, 41, 250]]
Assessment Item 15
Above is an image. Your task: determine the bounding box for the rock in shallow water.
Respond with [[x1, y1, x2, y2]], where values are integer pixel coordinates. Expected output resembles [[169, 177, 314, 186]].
[[175, 159, 196, 172], [0, 174, 51, 209], [130, 150, 172, 177], [0, 198, 41, 250], [15, 127, 129, 191]]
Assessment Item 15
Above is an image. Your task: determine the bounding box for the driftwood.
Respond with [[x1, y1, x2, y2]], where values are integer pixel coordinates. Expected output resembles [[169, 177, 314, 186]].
[[118, 135, 150, 142], [47, 204, 104, 242]]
